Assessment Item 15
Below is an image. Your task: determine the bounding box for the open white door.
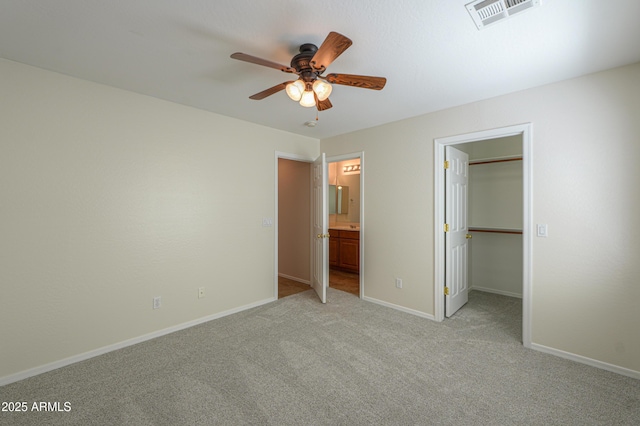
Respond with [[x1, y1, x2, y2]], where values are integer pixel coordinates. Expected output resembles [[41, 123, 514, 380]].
[[311, 153, 328, 303], [445, 146, 469, 317]]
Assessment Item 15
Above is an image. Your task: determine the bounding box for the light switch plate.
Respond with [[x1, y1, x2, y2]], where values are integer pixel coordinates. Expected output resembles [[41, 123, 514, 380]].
[[262, 217, 273, 227], [537, 224, 548, 237]]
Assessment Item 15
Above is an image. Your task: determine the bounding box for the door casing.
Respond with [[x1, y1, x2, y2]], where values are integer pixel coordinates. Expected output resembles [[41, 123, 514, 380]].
[[434, 124, 532, 348]]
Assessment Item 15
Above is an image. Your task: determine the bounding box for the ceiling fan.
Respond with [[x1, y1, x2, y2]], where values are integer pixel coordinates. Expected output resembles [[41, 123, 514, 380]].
[[230, 32, 386, 111]]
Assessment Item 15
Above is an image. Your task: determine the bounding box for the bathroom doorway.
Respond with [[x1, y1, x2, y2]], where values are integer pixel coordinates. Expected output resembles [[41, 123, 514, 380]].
[[275, 151, 364, 301], [327, 153, 364, 298]]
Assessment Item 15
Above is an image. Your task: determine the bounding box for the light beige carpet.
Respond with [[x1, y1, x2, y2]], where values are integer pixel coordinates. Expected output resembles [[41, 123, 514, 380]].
[[1, 289, 638, 425]]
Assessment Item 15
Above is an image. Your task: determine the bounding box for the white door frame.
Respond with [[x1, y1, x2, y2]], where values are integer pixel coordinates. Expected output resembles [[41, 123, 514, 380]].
[[433, 124, 532, 348], [274, 151, 315, 299], [326, 151, 365, 299]]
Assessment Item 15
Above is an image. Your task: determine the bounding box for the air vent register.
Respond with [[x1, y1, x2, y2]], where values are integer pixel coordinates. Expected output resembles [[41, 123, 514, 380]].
[[466, 0, 541, 29]]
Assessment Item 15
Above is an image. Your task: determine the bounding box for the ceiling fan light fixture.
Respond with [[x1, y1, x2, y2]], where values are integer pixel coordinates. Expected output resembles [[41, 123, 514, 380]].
[[299, 90, 316, 108], [285, 79, 305, 101], [231, 31, 386, 112], [312, 80, 332, 101]]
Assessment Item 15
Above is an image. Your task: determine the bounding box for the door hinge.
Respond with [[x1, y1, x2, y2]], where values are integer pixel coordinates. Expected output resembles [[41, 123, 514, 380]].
[[444, 160, 450, 169], [444, 223, 450, 232], [444, 286, 450, 296]]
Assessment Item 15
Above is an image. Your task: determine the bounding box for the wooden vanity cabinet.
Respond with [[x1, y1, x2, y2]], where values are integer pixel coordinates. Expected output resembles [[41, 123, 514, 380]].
[[329, 229, 339, 267], [329, 229, 359, 273]]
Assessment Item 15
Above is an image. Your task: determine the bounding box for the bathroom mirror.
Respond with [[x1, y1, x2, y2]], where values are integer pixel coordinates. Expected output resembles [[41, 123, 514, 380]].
[[329, 185, 349, 214]]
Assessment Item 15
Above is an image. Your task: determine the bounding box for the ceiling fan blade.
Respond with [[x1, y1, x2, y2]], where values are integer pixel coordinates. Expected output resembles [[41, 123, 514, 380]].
[[249, 81, 294, 100], [310, 32, 352, 72], [324, 73, 387, 90], [316, 96, 332, 111], [230, 52, 296, 74]]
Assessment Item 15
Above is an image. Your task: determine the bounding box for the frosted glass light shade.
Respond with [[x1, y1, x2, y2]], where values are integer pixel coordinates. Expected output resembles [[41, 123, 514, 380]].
[[299, 90, 316, 107], [285, 80, 305, 101], [312, 80, 332, 101]]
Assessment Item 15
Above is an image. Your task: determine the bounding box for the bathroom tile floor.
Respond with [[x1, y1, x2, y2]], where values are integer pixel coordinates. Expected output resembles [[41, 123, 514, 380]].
[[277, 277, 310, 299], [328, 268, 359, 296], [278, 268, 359, 299]]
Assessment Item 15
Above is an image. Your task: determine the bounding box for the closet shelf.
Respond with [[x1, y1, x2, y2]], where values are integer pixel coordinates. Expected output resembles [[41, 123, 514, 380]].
[[469, 155, 522, 165], [469, 227, 522, 235]]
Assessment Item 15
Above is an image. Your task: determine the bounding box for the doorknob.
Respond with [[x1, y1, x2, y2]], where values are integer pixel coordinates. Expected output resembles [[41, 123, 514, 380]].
[[466, 234, 472, 239]]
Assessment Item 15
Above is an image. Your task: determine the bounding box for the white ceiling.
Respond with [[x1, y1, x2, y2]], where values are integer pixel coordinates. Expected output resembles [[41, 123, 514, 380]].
[[2, 0, 639, 139]]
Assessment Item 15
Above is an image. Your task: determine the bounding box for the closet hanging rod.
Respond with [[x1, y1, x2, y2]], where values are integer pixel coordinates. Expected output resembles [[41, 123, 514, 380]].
[[468, 227, 523, 235], [469, 156, 523, 166]]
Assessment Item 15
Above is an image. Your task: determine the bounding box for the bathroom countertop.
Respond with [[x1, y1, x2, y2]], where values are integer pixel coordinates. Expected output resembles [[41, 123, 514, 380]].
[[329, 225, 360, 231]]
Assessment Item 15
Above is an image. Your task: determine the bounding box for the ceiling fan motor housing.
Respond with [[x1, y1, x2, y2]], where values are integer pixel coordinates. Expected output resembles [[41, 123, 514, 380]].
[[291, 44, 320, 82]]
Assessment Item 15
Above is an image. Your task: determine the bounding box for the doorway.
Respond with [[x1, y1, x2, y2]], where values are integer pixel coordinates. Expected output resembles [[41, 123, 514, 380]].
[[434, 124, 532, 348], [327, 157, 361, 297], [275, 151, 365, 301], [275, 153, 314, 300]]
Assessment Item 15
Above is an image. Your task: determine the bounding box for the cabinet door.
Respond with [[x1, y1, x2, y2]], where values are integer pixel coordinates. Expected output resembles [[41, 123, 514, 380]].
[[338, 238, 359, 272], [329, 237, 339, 267]]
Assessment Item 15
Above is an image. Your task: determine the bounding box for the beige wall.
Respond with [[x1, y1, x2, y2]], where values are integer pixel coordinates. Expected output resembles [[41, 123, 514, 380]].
[[459, 134, 522, 159], [469, 160, 523, 229], [462, 136, 523, 230], [278, 158, 311, 283], [321, 62, 640, 374], [469, 233, 523, 297], [0, 59, 318, 380]]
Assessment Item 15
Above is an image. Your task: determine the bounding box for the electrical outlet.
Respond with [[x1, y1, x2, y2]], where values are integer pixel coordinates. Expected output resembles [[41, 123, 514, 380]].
[[153, 296, 161, 309], [262, 217, 273, 227], [395, 278, 403, 289], [198, 287, 205, 299]]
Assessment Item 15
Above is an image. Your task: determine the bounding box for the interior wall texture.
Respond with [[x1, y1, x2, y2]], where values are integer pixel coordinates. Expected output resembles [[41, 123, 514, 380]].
[[320, 62, 640, 374], [0, 59, 318, 380]]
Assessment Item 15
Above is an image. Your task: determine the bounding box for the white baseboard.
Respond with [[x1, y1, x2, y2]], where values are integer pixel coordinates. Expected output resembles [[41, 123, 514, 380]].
[[530, 342, 640, 380], [277, 273, 311, 286], [0, 297, 275, 387], [471, 286, 522, 299], [362, 296, 639, 379], [363, 296, 435, 321]]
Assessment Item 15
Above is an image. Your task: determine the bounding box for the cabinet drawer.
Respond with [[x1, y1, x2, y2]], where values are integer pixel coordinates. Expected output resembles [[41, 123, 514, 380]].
[[339, 230, 359, 240]]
